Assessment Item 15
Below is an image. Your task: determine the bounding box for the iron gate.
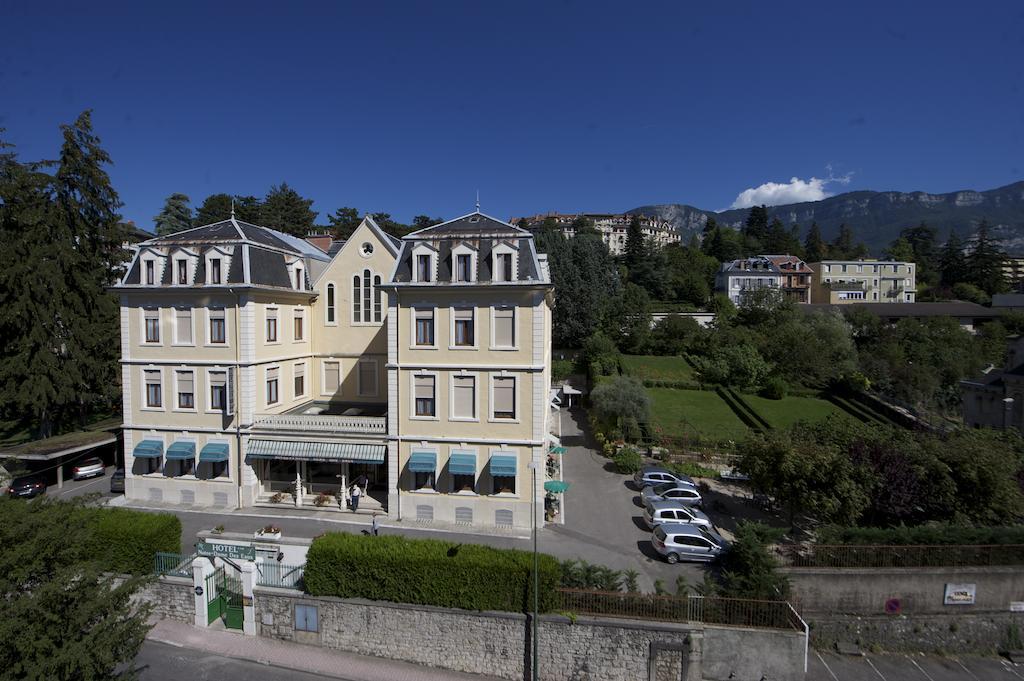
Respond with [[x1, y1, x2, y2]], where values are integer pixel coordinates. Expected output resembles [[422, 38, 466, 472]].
[[205, 565, 243, 629]]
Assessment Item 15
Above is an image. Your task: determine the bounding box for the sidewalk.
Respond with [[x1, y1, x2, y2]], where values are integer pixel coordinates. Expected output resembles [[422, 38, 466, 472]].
[[147, 619, 503, 681]]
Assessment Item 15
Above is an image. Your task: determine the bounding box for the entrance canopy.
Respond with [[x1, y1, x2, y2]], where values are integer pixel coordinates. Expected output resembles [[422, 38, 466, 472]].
[[247, 439, 385, 463]]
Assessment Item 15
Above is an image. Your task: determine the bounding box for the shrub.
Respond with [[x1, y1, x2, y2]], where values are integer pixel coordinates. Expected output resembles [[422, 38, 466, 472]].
[[613, 446, 642, 474], [716, 522, 790, 600], [667, 461, 719, 479], [304, 532, 561, 613], [759, 376, 788, 400], [552, 358, 576, 382], [87, 508, 182, 575], [816, 524, 1024, 546], [590, 375, 651, 434], [560, 559, 623, 591]]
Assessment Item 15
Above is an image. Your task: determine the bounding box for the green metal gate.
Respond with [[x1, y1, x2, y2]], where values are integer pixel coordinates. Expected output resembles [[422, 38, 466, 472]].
[[205, 567, 224, 624], [205, 566, 243, 629]]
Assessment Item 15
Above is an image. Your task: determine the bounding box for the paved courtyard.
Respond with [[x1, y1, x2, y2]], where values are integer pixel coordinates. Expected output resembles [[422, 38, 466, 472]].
[[808, 649, 1024, 680]]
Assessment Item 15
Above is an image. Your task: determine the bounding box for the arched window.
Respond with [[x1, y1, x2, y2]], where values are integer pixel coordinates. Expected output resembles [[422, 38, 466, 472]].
[[326, 283, 336, 324], [373, 275, 382, 322], [362, 269, 372, 322], [352, 275, 361, 321]]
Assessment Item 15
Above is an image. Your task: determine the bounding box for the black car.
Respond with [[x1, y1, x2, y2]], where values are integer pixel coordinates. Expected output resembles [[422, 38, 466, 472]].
[[7, 476, 46, 499], [109, 468, 126, 494]]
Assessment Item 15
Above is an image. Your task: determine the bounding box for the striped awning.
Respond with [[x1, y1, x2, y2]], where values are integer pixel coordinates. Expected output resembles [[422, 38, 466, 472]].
[[489, 455, 517, 477], [133, 439, 163, 458], [449, 452, 476, 476], [165, 441, 196, 460], [408, 451, 436, 473], [246, 439, 385, 463], [199, 442, 230, 463]]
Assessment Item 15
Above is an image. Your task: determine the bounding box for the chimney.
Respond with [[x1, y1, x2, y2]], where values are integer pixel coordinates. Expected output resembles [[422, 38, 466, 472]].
[[304, 231, 333, 253]]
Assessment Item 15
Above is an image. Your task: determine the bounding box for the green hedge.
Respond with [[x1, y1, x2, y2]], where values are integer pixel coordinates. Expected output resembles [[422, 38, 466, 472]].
[[304, 532, 561, 613], [816, 524, 1024, 546], [85, 508, 182, 574]]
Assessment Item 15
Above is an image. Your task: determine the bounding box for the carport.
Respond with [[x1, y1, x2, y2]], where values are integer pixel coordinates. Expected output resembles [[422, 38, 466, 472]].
[[0, 427, 118, 489]]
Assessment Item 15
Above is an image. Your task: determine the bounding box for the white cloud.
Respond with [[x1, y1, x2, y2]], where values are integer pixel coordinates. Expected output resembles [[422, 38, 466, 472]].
[[729, 170, 852, 209]]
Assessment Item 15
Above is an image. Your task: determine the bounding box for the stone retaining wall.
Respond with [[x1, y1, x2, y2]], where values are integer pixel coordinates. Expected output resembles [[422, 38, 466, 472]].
[[809, 612, 1024, 654], [137, 576, 194, 623]]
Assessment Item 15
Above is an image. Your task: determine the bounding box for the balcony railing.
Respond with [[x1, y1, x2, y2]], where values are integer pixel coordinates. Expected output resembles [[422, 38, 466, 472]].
[[252, 413, 386, 435]]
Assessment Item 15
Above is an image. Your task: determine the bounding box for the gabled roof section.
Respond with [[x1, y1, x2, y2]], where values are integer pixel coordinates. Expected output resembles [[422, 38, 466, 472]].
[[136, 217, 329, 262], [362, 216, 402, 256], [404, 211, 531, 240]]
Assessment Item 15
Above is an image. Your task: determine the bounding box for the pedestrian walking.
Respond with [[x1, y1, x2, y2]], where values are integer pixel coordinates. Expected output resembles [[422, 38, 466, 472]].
[[371, 513, 381, 536], [350, 483, 361, 512]]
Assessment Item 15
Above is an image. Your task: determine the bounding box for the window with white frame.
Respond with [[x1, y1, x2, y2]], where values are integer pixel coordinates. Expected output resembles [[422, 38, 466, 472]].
[[492, 376, 516, 420], [453, 308, 475, 347], [358, 360, 377, 397], [144, 309, 160, 343], [325, 283, 336, 324], [323, 361, 340, 394], [497, 252, 514, 282], [145, 260, 156, 285], [293, 363, 306, 398], [209, 308, 226, 344], [144, 370, 162, 408], [414, 308, 434, 346], [175, 259, 189, 285], [415, 253, 432, 282], [373, 274, 382, 322], [294, 265, 304, 290], [492, 307, 515, 348], [456, 253, 472, 282], [176, 370, 195, 409], [352, 270, 383, 324], [492, 243, 518, 282], [452, 375, 476, 420], [492, 454, 517, 495], [414, 375, 436, 417], [451, 450, 476, 493], [209, 258, 222, 284], [293, 309, 304, 341], [174, 307, 193, 344], [266, 367, 280, 405], [352, 274, 362, 322], [265, 308, 278, 342], [209, 370, 227, 412]]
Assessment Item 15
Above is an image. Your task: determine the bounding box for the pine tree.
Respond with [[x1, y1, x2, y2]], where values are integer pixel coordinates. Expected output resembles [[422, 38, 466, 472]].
[[194, 193, 261, 226], [886, 237, 915, 262], [967, 219, 1007, 295], [624, 215, 645, 270], [744, 205, 769, 243], [939, 229, 967, 288], [153, 193, 193, 236], [803, 221, 827, 263], [260, 183, 317, 236], [830, 224, 866, 259], [327, 206, 361, 239]]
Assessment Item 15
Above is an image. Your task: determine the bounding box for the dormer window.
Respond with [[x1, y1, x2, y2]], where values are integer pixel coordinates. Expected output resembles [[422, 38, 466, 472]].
[[491, 242, 518, 282], [145, 260, 155, 285], [417, 254, 432, 282], [497, 253, 513, 282], [294, 266, 304, 290], [176, 260, 188, 285], [457, 254, 472, 282], [210, 259, 222, 284]]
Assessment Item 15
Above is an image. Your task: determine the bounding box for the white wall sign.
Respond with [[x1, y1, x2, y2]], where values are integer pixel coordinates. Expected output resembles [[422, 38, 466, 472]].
[[943, 583, 976, 606], [1010, 602, 1024, 612]]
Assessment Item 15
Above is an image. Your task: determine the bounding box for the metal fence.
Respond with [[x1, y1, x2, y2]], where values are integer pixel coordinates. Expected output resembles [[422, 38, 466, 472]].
[[256, 562, 305, 589], [556, 588, 804, 632], [776, 544, 1024, 569], [154, 552, 196, 578]]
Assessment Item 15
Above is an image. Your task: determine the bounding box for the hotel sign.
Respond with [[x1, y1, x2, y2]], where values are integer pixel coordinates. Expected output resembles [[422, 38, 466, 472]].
[[943, 583, 976, 606], [197, 541, 256, 562]]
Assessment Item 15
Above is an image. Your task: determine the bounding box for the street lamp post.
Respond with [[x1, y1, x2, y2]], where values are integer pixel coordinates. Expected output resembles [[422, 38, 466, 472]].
[[527, 460, 539, 681]]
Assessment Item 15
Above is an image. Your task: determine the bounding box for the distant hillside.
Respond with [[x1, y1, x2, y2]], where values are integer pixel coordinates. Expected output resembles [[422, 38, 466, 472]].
[[629, 181, 1024, 254]]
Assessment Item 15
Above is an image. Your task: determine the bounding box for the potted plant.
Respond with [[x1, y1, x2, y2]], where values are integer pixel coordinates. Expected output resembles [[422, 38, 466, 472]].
[[255, 524, 282, 541], [313, 491, 331, 507], [212, 524, 225, 534]]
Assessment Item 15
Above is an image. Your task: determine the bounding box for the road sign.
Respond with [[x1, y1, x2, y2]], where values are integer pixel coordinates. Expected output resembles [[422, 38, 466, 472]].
[[197, 540, 256, 562]]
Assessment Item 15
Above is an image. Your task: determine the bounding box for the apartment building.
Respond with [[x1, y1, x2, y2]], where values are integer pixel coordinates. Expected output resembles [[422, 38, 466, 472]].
[[808, 260, 916, 304], [114, 210, 554, 531], [514, 212, 680, 256], [382, 213, 553, 528]]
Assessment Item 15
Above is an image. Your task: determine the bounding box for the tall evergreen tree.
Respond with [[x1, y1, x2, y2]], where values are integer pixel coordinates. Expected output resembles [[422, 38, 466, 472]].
[[744, 205, 770, 243], [194, 193, 261, 225], [260, 182, 317, 236], [939, 229, 967, 288], [153, 193, 193, 236], [966, 219, 1007, 295], [829, 224, 867, 259], [624, 214, 646, 270], [327, 206, 361, 239], [411, 214, 444, 231], [886, 236, 915, 262], [803, 221, 827, 263]]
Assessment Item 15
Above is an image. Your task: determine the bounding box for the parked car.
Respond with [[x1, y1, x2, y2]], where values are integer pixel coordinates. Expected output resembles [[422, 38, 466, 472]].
[[7, 476, 46, 499], [642, 500, 714, 530], [109, 468, 125, 494], [652, 524, 729, 564], [72, 457, 105, 481], [641, 482, 703, 507], [633, 465, 696, 489]]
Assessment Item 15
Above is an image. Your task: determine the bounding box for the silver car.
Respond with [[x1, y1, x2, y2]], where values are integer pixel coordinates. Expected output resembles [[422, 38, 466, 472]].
[[641, 482, 702, 507], [642, 500, 713, 530], [633, 465, 696, 489], [72, 457, 105, 481], [652, 524, 729, 564]]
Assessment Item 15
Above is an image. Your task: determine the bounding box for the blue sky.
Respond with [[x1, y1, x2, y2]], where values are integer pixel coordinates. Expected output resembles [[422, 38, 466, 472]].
[[2, 1, 1022, 229]]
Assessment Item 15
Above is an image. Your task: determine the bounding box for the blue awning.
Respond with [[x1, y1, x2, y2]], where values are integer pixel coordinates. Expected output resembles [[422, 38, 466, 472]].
[[199, 442, 230, 463], [133, 439, 163, 458], [408, 451, 436, 473], [449, 452, 476, 476], [165, 441, 196, 460], [489, 455, 517, 477], [246, 439, 385, 463]]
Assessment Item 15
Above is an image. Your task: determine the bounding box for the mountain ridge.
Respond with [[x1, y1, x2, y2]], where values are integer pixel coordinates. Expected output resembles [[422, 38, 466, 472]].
[[628, 180, 1024, 255]]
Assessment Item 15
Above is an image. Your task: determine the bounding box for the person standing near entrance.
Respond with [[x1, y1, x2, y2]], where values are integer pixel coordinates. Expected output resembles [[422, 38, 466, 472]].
[[371, 512, 381, 536], [349, 482, 361, 512]]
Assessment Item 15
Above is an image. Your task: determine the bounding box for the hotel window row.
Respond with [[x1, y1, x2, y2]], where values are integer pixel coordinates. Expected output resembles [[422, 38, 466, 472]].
[[411, 372, 518, 422], [263, 362, 314, 406], [412, 248, 516, 284], [264, 307, 306, 343], [412, 306, 516, 349], [406, 446, 519, 495], [141, 307, 227, 346], [142, 368, 229, 413], [143, 256, 224, 286], [131, 436, 230, 480]]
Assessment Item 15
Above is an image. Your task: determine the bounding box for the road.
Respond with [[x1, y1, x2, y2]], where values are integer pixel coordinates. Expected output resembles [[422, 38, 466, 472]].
[[137, 641, 332, 681], [49, 465, 118, 501]]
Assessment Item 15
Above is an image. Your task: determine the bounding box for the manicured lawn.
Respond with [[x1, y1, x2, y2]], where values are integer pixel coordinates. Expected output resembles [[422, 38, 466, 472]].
[[647, 388, 750, 441], [742, 394, 850, 430], [622, 355, 696, 382]]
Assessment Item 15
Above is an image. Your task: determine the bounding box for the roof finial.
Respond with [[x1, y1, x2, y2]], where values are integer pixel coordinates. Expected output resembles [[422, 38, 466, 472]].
[[230, 196, 236, 219], [475, 190, 480, 212]]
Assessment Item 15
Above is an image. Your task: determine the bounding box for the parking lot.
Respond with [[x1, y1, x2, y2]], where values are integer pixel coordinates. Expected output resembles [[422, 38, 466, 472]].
[[809, 650, 1024, 680]]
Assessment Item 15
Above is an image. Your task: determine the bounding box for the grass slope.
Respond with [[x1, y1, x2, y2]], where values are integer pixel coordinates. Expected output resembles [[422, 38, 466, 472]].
[[742, 394, 851, 430], [648, 388, 750, 441], [621, 355, 696, 382]]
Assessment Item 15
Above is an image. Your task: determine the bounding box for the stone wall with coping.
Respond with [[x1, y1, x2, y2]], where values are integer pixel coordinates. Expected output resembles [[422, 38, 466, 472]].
[[137, 576, 194, 622], [809, 612, 1024, 654]]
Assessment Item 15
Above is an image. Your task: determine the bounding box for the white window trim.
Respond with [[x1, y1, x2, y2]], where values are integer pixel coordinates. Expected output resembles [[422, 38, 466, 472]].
[[265, 364, 282, 407], [141, 366, 165, 412], [489, 447, 520, 498], [449, 370, 480, 422], [410, 370, 440, 421], [141, 307, 162, 346], [205, 307, 230, 347], [292, 307, 306, 343], [264, 306, 281, 346], [172, 307, 195, 347], [488, 371, 520, 424], [204, 246, 232, 286], [410, 305, 438, 350], [357, 359, 379, 398], [324, 281, 338, 326], [451, 243, 477, 284], [351, 269, 384, 327], [292, 361, 308, 400], [204, 367, 230, 414], [290, 261, 305, 291], [491, 241, 519, 282], [140, 249, 166, 286], [321, 359, 341, 397], [449, 445, 479, 494], [137, 431, 167, 477], [448, 305, 479, 350], [489, 305, 518, 351], [411, 243, 438, 283], [409, 446, 439, 492], [172, 367, 198, 413], [201, 437, 232, 480]]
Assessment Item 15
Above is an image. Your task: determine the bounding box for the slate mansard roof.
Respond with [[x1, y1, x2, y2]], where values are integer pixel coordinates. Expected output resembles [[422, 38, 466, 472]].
[[389, 211, 550, 286], [117, 217, 329, 291]]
